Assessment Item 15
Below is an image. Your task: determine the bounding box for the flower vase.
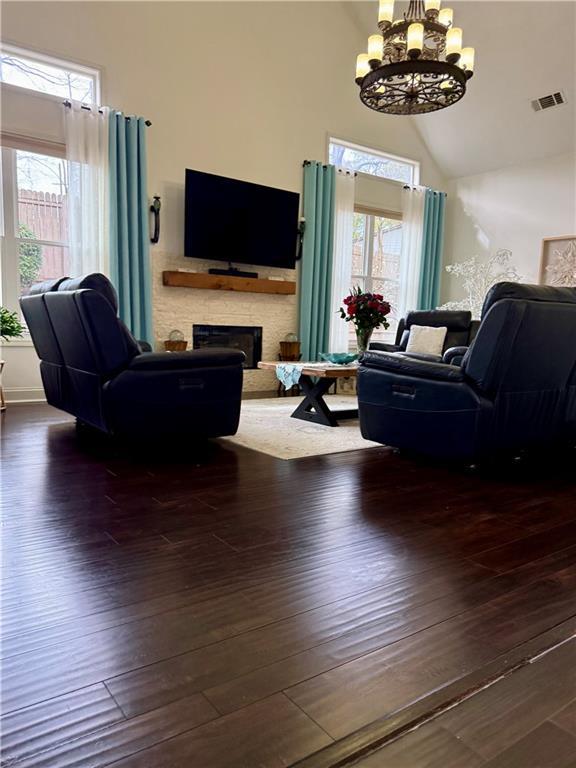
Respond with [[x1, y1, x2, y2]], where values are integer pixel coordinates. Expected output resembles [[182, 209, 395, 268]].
[[355, 327, 373, 353]]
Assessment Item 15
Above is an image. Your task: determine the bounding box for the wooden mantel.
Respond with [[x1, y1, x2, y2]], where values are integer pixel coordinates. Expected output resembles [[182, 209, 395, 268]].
[[162, 271, 296, 296]]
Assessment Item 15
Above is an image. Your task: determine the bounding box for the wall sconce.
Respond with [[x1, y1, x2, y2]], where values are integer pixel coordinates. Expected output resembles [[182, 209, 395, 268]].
[[150, 196, 161, 244]]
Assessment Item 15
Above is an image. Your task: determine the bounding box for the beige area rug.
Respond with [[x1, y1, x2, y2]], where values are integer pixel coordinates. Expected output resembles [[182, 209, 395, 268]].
[[221, 396, 382, 460]]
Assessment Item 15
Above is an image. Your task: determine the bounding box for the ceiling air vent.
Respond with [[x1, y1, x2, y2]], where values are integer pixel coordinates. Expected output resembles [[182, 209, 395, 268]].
[[531, 91, 566, 112]]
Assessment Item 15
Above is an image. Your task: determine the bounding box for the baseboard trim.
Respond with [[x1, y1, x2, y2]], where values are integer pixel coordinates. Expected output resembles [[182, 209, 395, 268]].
[[242, 390, 277, 400], [3, 388, 273, 404], [4, 388, 46, 404]]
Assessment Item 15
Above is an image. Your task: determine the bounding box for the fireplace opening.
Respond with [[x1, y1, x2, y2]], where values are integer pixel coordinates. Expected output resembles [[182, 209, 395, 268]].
[[192, 325, 263, 369]]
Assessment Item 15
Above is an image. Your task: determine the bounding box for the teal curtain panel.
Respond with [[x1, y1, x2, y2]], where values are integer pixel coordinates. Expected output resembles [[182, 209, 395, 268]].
[[109, 112, 153, 343], [418, 188, 446, 310], [298, 162, 336, 360]]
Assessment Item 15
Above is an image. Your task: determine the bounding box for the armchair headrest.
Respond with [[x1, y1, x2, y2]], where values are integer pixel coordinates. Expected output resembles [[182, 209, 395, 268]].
[[481, 282, 576, 319], [57, 273, 119, 313], [27, 277, 69, 296], [405, 310, 472, 331]]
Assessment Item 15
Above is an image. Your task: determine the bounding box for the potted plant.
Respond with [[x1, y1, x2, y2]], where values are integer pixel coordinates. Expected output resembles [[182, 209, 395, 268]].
[[339, 286, 391, 352], [1, 307, 24, 342], [1, 308, 24, 411]]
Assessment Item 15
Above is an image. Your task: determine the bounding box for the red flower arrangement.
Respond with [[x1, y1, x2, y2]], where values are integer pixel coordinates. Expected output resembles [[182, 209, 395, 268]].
[[339, 286, 391, 352]]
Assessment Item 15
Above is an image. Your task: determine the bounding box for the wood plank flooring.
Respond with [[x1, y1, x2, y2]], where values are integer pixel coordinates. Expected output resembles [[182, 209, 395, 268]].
[[1, 404, 576, 767], [349, 637, 576, 768]]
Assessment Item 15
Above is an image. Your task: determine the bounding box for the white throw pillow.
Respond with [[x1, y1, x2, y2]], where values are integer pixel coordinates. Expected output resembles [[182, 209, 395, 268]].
[[406, 325, 447, 356]]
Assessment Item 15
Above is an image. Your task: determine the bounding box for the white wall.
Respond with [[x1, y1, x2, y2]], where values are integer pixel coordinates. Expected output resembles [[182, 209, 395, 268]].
[[0, 342, 43, 402], [1, 1, 446, 398], [442, 152, 576, 304]]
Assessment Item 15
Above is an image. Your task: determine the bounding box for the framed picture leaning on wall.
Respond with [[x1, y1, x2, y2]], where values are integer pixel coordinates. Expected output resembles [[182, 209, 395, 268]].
[[539, 235, 576, 287]]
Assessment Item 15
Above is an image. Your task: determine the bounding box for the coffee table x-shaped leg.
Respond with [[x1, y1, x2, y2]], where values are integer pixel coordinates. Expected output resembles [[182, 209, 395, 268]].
[[290, 374, 358, 427]]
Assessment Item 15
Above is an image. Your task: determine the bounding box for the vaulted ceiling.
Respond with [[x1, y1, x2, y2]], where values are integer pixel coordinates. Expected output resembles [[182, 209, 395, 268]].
[[349, 1, 576, 179]]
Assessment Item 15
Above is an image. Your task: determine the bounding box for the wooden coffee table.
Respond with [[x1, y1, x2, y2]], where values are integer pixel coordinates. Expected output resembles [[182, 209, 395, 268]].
[[258, 361, 358, 427]]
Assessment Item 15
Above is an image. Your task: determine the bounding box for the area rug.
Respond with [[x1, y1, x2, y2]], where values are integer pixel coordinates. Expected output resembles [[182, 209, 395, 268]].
[[220, 396, 381, 460]]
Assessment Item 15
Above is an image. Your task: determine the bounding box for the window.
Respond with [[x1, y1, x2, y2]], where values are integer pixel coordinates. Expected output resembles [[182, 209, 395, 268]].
[[351, 208, 403, 347], [329, 138, 419, 185], [0, 45, 98, 103], [1, 147, 69, 318]]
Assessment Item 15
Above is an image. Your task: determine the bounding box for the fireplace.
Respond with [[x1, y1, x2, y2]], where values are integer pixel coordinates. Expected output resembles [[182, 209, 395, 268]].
[[192, 325, 263, 369]]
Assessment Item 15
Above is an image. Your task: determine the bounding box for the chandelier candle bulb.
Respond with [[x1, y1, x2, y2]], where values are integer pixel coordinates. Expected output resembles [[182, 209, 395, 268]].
[[378, 0, 394, 25], [438, 7, 453, 27], [425, 0, 441, 17], [460, 47, 475, 77], [367, 34, 383, 63], [445, 26, 463, 62], [355, 53, 370, 82], [407, 23, 424, 58]]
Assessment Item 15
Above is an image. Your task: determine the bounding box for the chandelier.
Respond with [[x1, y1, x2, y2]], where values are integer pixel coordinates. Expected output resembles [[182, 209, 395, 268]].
[[355, 0, 475, 115]]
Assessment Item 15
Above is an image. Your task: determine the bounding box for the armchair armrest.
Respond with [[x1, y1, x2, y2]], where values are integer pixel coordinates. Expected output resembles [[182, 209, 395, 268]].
[[396, 351, 442, 363], [128, 348, 245, 371], [368, 341, 402, 353], [442, 346, 470, 366], [361, 350, 465, 382]]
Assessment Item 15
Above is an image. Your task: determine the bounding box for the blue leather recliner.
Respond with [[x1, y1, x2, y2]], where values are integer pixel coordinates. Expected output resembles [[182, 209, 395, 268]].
[[369, 309, 480, 365], [20, 274, 245, 439], [358, 283, 576, 460]]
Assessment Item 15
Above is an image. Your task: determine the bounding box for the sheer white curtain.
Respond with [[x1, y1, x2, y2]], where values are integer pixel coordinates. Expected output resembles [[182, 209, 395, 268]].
[[64, 101, 109, 276], [397, 185, 426, 319], [328, 169, 356, 352]]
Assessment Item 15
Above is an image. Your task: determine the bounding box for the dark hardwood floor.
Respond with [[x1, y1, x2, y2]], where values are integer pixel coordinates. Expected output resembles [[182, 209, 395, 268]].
[[1, 403, 576, 767]]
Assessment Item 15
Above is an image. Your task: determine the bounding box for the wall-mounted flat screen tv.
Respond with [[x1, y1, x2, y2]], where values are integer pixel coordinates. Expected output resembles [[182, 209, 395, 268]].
[[184, 169, 300, 269]]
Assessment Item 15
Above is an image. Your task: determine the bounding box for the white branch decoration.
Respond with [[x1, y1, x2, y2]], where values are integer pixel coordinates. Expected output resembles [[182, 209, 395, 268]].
[[439, 250, 523, 319], [546, 240, 576, 287]]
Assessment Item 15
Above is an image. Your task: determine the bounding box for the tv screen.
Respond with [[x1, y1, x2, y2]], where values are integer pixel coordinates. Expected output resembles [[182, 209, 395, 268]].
[[184, 169, 300, 269]]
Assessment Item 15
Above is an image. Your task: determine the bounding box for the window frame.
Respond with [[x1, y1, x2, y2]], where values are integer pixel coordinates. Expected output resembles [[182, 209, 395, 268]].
[[1, 148, 20, 315], [328, 136, 420, 186], [350, 206, 403, 348], [0, 145, 69, 326], [0, 43, 101, 105], [352, 205, 403, 292]]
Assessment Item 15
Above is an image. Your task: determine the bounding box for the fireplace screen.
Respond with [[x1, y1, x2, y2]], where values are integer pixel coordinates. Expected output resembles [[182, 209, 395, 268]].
[[192, 325, 263, 369]]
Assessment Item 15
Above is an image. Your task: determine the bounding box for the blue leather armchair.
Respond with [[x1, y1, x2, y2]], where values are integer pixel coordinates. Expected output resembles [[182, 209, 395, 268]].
[[358, 283, 576, 460], [20, 274, 245, 439]]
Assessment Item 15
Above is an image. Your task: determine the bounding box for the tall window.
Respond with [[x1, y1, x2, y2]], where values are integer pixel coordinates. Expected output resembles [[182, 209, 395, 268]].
[[351, 208, 403, 346], [0, 45, 99, 103], [0, 147, 69, 316], [1, 47, 100, 320], [329, 138, 419, 186]]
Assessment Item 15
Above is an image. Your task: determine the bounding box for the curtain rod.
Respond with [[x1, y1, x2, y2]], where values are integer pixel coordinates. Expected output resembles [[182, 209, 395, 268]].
[[63, 100, 152, 126], [302, 160, 357, 176], [403, 184, 446, 196]]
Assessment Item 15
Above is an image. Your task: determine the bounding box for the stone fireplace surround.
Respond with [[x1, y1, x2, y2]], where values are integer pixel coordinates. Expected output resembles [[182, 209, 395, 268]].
[[153, 252, 298, 393]]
